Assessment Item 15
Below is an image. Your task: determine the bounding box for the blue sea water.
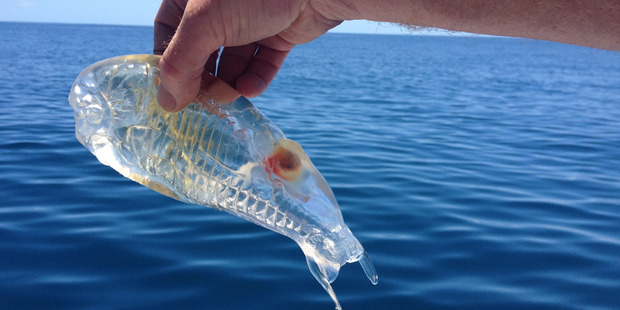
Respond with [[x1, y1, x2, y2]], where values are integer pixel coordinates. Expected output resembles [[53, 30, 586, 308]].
[[1, 22, 620, 310]]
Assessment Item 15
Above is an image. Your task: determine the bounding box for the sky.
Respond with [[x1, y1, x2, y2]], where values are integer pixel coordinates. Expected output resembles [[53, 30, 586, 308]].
[[0, 0, 433, 35]]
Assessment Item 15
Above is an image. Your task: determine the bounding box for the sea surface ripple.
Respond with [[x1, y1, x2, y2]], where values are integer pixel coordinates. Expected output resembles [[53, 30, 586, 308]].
[[1, 22, 619, 310]]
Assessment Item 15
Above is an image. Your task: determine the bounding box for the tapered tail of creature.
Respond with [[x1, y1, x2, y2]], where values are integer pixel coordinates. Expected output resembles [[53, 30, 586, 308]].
[[307, 251, 377, 310]]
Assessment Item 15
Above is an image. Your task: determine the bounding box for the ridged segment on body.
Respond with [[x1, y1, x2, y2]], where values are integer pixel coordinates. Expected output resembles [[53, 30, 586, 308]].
[[188, 157, 303, 235], [118, 100, 302, 235]]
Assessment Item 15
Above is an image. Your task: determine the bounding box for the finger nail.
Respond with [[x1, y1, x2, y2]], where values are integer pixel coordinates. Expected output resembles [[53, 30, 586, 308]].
[[158, 83, 177, 112]]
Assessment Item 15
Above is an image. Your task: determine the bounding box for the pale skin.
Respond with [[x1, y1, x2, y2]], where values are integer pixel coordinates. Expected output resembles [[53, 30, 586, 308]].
[[154, 0, 620, 112]]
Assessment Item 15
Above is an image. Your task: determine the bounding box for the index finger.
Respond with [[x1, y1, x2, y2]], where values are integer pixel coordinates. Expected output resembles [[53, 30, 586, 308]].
[[153, 0, 186, 55]]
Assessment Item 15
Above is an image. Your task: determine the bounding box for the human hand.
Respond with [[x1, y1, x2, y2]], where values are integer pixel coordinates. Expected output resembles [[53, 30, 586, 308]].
[[154, 0, 349, 112]]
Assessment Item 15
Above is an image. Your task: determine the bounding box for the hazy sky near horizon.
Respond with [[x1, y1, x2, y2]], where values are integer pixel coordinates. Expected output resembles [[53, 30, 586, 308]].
[[0, 0, 420, 35]]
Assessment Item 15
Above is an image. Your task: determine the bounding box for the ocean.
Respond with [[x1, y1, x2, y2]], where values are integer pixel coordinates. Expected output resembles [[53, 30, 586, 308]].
[[1, 22, 619, 310]]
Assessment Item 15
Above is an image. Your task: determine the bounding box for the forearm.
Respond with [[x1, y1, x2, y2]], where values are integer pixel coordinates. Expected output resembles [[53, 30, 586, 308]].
[[327, 0, 620, 51]]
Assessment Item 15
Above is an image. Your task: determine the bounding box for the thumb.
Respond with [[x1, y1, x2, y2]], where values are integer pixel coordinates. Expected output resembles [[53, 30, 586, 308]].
[[157, 52, 204, 112], [157, 2, 224, 112]]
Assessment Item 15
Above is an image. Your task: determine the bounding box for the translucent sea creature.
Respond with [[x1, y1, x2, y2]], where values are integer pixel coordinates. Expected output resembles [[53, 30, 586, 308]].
[[68, 55, 377, 309]]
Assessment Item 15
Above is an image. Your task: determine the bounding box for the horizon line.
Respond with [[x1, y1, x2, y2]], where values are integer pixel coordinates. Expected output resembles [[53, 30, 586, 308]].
[[0, 20, 473, 37]]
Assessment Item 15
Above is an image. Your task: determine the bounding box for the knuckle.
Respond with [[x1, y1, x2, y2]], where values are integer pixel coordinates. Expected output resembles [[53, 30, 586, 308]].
[[158, 56, 184, 84], [159, 56, 202, 85]]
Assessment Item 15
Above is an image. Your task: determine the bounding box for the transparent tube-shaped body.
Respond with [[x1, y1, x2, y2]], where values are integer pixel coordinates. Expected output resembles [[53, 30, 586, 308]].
[[68, 55, 377, 309]]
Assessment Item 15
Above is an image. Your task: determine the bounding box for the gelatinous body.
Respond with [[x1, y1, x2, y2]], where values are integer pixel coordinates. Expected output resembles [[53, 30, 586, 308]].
[[68, 55, 377, 309]]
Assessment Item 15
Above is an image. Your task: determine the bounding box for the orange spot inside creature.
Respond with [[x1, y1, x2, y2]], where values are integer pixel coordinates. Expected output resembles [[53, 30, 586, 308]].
[[264, 146, 302, 182]]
